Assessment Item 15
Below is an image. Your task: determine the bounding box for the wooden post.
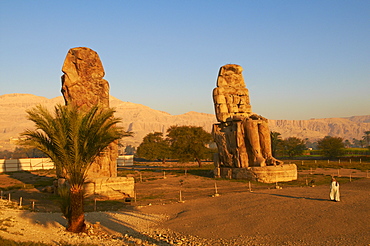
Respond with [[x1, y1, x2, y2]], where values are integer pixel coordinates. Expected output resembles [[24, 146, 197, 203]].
[[214, 182, 220, 197], [31, 201, 35, 211], [338, 159, 340, 164], [8, 193, 11, 202], [179, 190, 184, 203], [134, 191, 137, 203], [19, 197, 22, 207], [337, 169, 340, 177], [248, 181, 252, 192], [94, 199, 97, 212], [163, 171, 166, 179], [310, 168, 313, 175], [350, 172, 352, 182], [0, 190, 3, 200], [275, 174, 278, 188]]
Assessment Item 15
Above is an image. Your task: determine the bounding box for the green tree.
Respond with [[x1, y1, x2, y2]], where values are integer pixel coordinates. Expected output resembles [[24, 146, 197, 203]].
[[167, 126, 213, 167], [344, 139, 351, 148], [270, 131, 283, 157], [282, 137, 306, 158], [317, 136, 345, 159], [20, 104, 124, 233], [137, 132, 170, 164], [352, 138, 365, 148]]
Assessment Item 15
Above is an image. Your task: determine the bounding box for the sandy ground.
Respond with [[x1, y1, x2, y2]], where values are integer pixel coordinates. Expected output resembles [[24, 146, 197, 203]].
[[0, 168, 369, 245], [141, 178, 370, 245]]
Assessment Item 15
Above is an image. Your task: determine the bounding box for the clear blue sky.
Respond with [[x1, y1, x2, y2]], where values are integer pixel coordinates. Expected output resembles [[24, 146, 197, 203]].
[[1, 1, 369, 120]]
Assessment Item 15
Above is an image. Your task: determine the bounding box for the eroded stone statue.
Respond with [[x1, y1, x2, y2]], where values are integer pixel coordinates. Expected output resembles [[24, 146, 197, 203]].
[[212, 64, 296, 182], [57, 47, 134, 200], [61, 47, 117, 179]]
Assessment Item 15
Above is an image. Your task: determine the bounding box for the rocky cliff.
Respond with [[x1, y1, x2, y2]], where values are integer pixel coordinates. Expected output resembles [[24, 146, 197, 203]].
[[0, 93, 369, 150]]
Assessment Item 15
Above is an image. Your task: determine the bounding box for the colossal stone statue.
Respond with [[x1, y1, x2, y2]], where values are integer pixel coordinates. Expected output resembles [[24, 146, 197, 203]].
[[212, 64, 296, 182], [61, 47, 117, 179], [57, 47, 134, 199]]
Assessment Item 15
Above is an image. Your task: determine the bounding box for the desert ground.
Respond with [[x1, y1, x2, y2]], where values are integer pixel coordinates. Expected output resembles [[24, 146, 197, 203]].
[[0, 163, 369, 246]]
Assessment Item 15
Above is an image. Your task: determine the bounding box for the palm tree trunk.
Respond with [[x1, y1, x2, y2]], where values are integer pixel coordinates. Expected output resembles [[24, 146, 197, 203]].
[[67, 186, 86, 233]]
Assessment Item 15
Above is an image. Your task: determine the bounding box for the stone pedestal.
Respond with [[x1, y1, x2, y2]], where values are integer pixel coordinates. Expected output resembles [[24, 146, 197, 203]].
[[216, 164, 297, 183], [84, 177, 135, 200]]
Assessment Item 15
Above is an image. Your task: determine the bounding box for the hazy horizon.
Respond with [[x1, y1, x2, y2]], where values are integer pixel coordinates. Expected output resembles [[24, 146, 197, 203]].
[[1, 1, 369, 120]]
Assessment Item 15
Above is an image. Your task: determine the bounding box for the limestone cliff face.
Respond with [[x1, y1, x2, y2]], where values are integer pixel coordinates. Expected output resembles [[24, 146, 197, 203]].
[[0, 93, 369, 150], [268, 117, 370, 141]]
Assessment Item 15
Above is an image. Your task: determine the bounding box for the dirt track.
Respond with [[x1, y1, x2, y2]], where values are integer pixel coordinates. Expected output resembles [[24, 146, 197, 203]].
[[140, 178, 370, 245], [0, 167, 369, 245]]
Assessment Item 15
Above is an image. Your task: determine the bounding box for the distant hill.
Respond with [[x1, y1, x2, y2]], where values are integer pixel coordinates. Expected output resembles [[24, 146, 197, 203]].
[[1, 93, 369, 151]]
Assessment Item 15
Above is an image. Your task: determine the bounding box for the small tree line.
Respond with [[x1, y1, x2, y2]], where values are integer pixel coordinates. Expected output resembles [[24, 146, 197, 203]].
[[271, 131, 370, 159], [137, 126, 214, 167]]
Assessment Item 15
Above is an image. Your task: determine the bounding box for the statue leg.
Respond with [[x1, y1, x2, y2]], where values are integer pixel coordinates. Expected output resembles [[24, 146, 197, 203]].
[[258, 120, 272, 158], [236, 121, 249, 168], [242, 119, 266, 167], [258, 120, 284, 166]]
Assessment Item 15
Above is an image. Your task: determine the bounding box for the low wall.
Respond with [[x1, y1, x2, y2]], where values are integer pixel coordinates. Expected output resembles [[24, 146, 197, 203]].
[[117, 155, 134, 166], [1, 156, 134, 173], [0, 158, 54, 172]]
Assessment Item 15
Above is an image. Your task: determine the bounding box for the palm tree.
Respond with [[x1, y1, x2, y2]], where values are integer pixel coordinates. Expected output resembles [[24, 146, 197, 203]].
[[270, 131, 282, 157], [20, 104, 124, 233], [363, 131, 370, 147]]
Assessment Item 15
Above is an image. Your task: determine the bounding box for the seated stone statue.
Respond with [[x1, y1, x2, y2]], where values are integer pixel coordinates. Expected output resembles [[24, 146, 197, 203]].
[[212, 64, 282, 168]]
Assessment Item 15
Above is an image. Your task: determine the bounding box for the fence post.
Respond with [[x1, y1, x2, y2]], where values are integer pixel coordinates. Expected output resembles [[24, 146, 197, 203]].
[[179, 190, 184, 202]]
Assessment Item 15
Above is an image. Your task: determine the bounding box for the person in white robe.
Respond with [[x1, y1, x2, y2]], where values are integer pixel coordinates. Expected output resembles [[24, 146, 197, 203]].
[[330, 178, 340, 202]]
